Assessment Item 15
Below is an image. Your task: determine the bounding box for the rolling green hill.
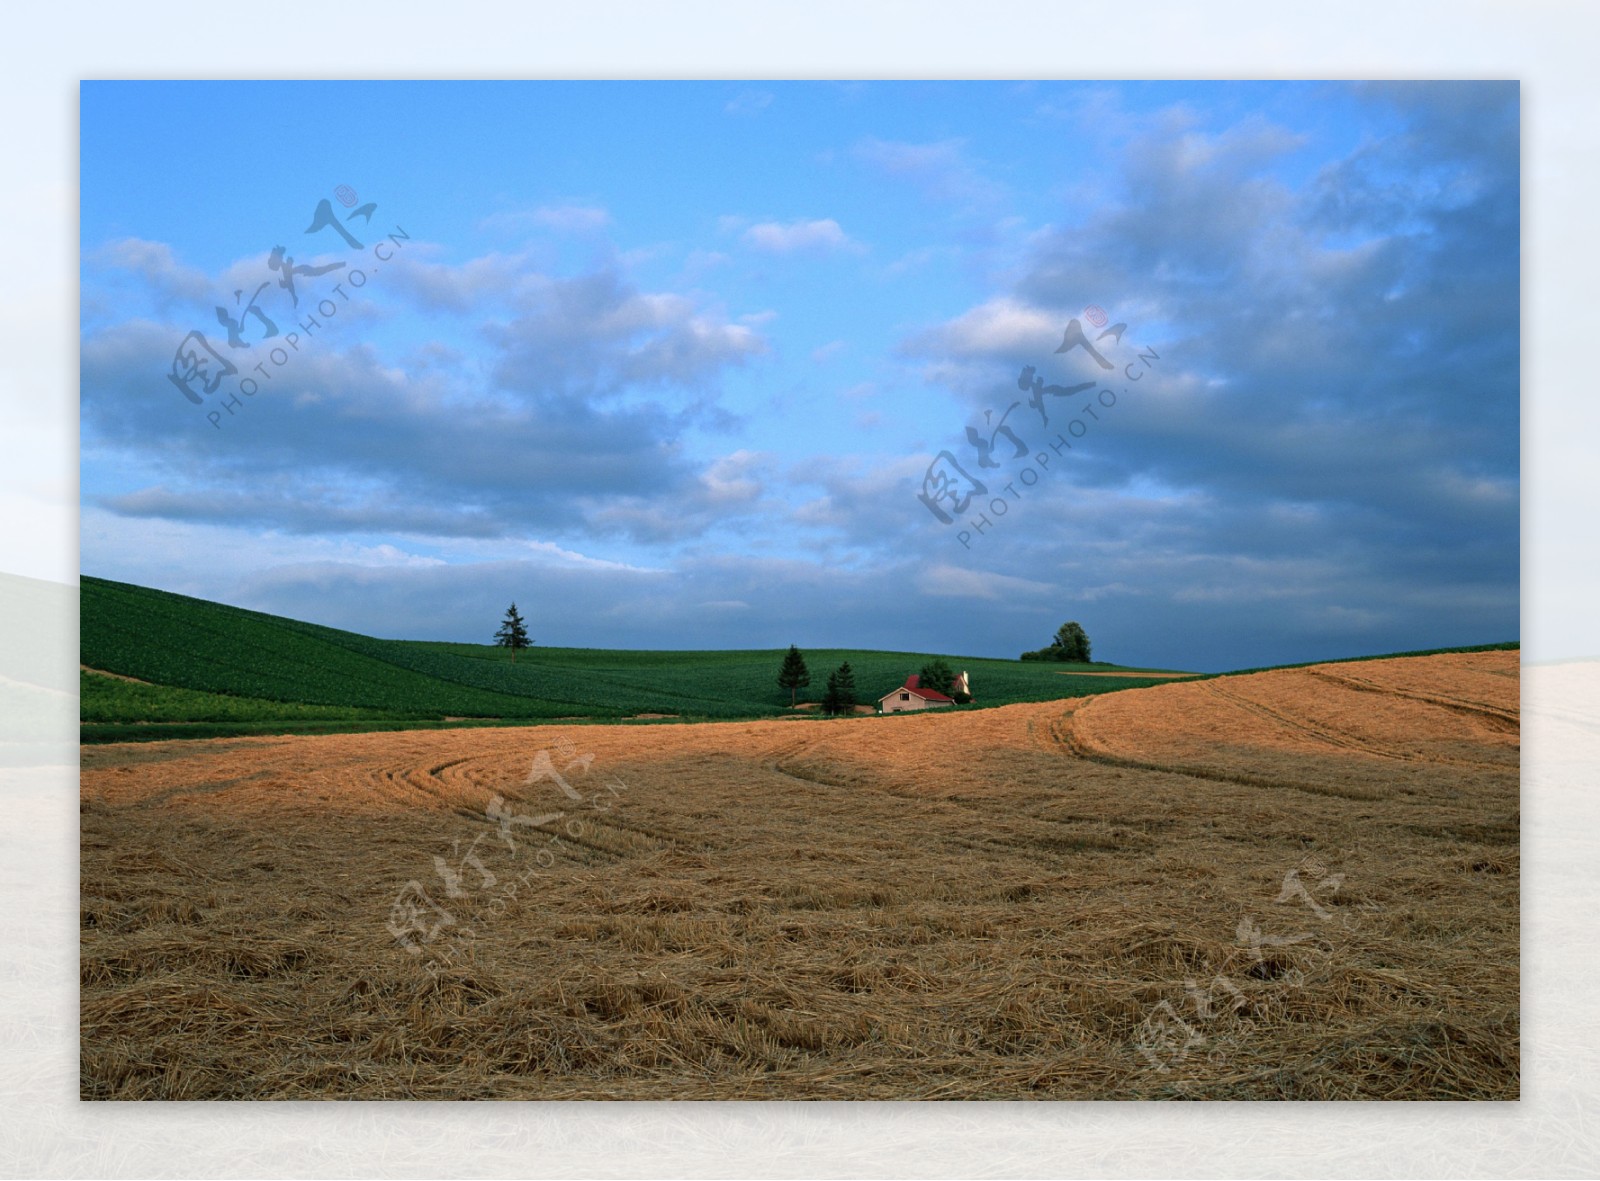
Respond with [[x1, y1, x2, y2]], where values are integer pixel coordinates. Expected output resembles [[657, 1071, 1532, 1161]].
[[79, 575, 1198, 743]]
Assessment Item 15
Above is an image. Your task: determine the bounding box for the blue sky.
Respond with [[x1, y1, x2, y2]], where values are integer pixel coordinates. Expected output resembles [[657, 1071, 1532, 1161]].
[[80, 80, 1518, 672]]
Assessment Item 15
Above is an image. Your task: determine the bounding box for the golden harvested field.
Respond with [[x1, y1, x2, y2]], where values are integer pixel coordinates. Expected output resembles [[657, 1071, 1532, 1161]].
[[79, 651, 1519, 1100]]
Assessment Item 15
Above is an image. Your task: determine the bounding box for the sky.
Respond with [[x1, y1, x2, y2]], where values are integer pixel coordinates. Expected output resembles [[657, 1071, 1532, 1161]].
[[79, 80, 1519, 673]]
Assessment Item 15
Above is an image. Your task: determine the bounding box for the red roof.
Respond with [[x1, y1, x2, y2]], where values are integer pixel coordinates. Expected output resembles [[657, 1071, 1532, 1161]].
[[899, 673, 953, 702]]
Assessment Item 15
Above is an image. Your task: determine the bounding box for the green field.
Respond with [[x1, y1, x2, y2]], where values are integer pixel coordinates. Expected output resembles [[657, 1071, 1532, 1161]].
[[79, 576, 1199, 742], [79, 576, 1518, 744]]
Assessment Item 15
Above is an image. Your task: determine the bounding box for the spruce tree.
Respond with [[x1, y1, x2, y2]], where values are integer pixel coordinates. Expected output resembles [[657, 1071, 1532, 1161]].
[[822, 663, 858, 715], [495, 602, 531, 662], [777, 644, 810, 706], [832, 661, 857, 712]]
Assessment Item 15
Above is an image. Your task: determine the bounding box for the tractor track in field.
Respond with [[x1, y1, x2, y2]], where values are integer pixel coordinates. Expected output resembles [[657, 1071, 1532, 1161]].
[[1304, 667, 1520, 730]]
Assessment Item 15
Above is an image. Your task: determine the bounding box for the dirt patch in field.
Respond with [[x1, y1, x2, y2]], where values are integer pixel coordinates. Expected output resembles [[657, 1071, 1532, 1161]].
[[81, 665, 151, 684], [80, 651, 1518, 1100]]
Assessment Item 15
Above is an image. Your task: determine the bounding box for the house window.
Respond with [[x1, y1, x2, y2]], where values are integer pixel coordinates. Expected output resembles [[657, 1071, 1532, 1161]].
[[900, 692, 910, 701]]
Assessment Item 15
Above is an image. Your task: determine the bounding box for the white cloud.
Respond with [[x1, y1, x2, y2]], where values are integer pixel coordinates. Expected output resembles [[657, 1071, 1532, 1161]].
[[699, 450, 769, 506], [911, 296, 1061, 358], [79, 506, 449, 600], [741, 218, 856, 254], [532, 205, 611, 232], [90, 238, 213, 304], [385, 249, 531, 312], [478, 270, 769, 391], [522, 540, 664, 573], [919, 564, 1054, 601]]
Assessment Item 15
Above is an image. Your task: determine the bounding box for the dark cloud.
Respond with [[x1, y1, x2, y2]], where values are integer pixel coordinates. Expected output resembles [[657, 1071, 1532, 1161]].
[[80, 252, 771, 544], [217, 506, 1514, 672], [877, 83, 1519, 664], [484, 269, 766, 396], [231, 552, 1055, 659]]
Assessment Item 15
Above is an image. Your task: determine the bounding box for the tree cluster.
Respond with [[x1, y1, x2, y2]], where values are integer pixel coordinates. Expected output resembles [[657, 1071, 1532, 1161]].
[[778, 645, 858, 715], [1020, 620, 1092, 663], [917, 656, 969, 702], [918, 656, 954, 696]]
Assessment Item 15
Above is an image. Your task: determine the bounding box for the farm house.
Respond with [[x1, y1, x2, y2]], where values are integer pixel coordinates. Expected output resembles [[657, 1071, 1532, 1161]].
[[877, 673, 961, 713]]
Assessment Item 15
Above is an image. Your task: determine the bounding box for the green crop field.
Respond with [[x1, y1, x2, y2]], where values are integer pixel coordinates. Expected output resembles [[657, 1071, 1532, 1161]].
[[79, 576, 1198, 742], [80, 576, 1516, 744]]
